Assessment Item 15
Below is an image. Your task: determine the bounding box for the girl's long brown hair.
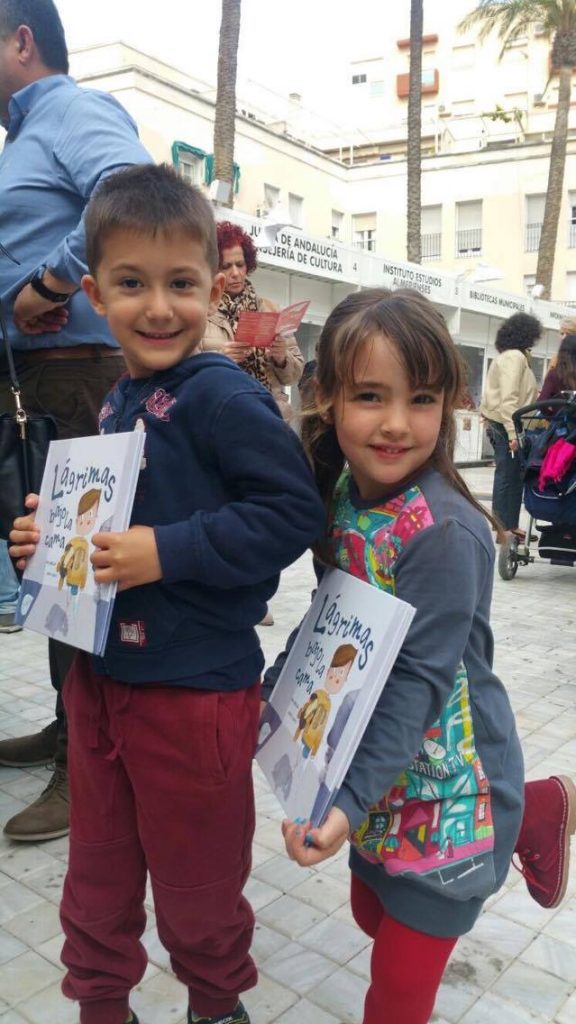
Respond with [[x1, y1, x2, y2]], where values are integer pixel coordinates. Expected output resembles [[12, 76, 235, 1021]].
[[557, 334, 576, 391], [301, 288, 499, 557]]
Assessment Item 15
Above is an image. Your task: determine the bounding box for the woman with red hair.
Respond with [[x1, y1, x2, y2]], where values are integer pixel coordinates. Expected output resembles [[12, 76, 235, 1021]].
[[202, 221, 304, 417]]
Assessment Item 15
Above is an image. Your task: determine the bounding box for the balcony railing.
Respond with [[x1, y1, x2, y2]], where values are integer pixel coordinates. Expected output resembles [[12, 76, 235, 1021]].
[[525, 222, 542, 252], [353, 237, 376, 252], [455, 228, 482, 258], [421, 232, 442, 260]]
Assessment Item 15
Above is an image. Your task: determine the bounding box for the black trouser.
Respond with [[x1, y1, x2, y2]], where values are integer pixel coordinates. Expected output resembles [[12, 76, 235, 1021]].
[[49, 639, 77, 767], [0, 351, 125, 768], [486, 418, 523, 530]]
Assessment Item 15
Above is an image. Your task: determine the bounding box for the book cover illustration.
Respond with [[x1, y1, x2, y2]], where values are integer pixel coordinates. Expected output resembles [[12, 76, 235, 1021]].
[[16, 431, 144, 656], [256, 567, 415, 826], [234, 299, 310, 347]]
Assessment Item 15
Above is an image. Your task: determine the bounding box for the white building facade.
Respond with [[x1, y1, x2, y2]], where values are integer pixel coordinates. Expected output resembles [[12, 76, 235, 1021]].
[[66, 34, 576, 460]]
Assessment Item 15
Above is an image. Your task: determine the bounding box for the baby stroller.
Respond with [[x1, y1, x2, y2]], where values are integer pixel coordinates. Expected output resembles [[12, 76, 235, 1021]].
[[498, 394, 576, 580]]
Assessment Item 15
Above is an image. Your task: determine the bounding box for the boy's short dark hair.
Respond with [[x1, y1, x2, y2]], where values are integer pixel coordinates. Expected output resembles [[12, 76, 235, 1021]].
[[84, 163, 219, 275], [0, 0, 69, 74]]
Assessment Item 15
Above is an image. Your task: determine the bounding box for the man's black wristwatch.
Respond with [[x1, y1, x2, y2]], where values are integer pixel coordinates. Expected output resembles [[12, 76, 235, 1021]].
[[29, 265, 71, 303]]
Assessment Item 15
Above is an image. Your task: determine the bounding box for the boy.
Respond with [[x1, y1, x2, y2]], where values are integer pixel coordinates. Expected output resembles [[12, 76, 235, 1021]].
[[10, 164, 325, 1024]]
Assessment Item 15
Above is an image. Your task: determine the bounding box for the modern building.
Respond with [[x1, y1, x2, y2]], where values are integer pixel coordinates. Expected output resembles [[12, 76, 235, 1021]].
[[324, 0, 576, 305], [58, 33, 576, 458]]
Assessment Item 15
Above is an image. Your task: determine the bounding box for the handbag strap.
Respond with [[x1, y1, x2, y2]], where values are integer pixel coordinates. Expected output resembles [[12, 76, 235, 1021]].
[[0, 299, 28, 440], [0, 236, 26, 406], [0, 241, 27, 436]]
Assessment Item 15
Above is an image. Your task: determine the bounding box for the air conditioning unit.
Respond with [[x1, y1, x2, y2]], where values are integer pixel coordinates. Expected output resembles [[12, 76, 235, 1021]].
[[438, 104, 451, 116], [256, 205, 270, 219], [533, 92, 545, 105]]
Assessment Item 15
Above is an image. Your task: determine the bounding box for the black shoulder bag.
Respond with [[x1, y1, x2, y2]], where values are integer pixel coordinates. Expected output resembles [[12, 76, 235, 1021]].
[[0, 296, 57, 540]]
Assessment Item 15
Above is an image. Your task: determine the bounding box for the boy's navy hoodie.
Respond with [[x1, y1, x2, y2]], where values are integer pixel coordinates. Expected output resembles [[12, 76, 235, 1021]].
[[93, 353, 325, 688]]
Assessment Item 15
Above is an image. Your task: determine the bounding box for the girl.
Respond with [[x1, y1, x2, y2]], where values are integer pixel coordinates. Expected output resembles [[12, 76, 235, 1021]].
[[270, 289, 574, 1024], [539, 333, 576, 403]]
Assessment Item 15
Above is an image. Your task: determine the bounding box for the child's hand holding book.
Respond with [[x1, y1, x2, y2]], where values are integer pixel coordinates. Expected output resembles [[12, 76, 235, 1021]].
[[9, 495, 162, 592], [9, 493, 40, 569], [282, 805, 350, 867], [90, 525, 162, 591]]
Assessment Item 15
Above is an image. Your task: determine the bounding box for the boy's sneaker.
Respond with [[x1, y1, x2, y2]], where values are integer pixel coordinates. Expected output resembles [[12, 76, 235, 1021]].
[[187, 1002, 250, 1024], [515, 775, 576, 908]]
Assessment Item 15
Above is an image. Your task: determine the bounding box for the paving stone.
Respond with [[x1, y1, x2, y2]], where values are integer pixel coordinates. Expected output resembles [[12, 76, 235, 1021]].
[[0, 467, 575, 1022]]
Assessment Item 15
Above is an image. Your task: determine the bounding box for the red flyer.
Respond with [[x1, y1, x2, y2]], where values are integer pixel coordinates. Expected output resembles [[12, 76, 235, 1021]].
[[235, 300, 310, 347]]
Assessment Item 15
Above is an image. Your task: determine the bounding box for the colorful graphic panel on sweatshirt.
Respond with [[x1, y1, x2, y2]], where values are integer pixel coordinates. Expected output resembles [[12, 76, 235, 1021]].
[[329, 474, 495, 898]]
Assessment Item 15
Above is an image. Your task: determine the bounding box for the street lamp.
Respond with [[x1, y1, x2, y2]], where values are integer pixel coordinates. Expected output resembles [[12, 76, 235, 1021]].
[[253, 207, 291, 249]]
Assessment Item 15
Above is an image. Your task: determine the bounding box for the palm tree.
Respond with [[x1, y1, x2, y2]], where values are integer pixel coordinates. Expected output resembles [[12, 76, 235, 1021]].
[[459, 0, 576, 300], [213, 0, 242, 208], [407, 0, 424, 263]]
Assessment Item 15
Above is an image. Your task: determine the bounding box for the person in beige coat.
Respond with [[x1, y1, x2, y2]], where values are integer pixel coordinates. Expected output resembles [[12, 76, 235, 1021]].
[[480, 312, 540, 537], [201, 221, 304, 419]]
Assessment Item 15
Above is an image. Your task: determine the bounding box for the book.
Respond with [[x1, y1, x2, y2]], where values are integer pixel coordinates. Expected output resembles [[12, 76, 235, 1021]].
[[15, 431, 144, 656], [256, 567, 415, 827], [234, 299, 310, 347]]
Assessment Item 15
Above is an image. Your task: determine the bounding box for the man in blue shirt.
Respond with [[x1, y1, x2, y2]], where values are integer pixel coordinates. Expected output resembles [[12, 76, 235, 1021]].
[[0, 0, 151, 841]]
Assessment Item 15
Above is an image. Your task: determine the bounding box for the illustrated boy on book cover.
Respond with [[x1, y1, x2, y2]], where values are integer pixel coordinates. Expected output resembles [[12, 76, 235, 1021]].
[[56, 488, 101, 598], [261, 643, 359, 813], [293, 643, 358, 758]]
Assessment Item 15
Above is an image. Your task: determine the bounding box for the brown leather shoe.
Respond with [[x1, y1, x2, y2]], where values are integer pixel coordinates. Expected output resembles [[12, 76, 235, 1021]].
[[3, 765, 69, 841], [0, 721, 58, 767]]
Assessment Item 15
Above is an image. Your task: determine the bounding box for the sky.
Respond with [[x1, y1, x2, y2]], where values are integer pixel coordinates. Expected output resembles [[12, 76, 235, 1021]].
[[54, 0, 476, 120]]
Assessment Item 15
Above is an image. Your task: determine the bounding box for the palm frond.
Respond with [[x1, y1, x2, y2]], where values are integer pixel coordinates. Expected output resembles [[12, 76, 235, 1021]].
[[458, 1, 571, 47]]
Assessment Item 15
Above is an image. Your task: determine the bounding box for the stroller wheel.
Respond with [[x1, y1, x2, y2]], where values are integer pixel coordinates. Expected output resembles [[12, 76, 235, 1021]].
[[498, 535, 519, 580]]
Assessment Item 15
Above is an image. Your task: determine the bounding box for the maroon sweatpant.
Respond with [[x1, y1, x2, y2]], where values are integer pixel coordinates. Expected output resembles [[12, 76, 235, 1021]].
[[60, 654, 261, 1024]]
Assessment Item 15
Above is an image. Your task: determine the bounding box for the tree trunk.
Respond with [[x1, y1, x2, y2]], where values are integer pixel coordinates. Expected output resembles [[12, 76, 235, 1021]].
[[406, 0, 423, 264], [535, 64, 572, 299], [213, 0, 242, 209]]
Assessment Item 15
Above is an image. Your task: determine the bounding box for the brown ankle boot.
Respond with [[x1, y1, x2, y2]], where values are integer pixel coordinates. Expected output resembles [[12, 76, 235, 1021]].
[[0, 720, 58, 767], [3, 765, 69, 841]]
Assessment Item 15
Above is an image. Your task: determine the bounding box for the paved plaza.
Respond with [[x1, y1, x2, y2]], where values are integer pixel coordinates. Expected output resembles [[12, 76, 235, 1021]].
[[0, 468, 574, 1024]]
